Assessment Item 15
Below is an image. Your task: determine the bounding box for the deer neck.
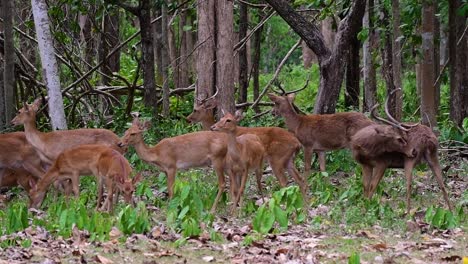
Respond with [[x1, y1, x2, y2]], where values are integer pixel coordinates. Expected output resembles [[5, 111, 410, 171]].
[[280, 105, 302, 132], [131, 135, 155, 163], [201, 113, 215, 131], [226, 130, 242, 162], [23, 116, 47, 152]]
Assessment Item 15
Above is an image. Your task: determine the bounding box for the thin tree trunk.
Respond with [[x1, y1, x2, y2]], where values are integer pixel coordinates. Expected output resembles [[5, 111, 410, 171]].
[[2, 0, 15, 128], [31, 0, 67, 130], [178, 3, 190, 88], [196, 0, 215, 103], [79, 14, 94, 71], [139, 0, 157, 110], [161, 2, 170, 117], [185, 12, 195, 78], [421, 1, 436, 127], [345, 29, 360, 110], [100, 11, 120, 85], [167, 17, 179, 88], [252, 22, 263, 114], [215, 0, 235, 116], [363, 0, 377, 112], [238, 2, 248, 104], [433, 0, 440, 111], [391, 0, 402, 121]]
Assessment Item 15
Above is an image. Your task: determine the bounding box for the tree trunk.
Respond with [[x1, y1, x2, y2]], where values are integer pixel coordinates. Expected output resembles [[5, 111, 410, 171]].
[[215, 0, 235, 116], [178, 3, 190, 88], [448, 0, 467, 126], [363, 0, 377, 112], [167, 16, 179, 87], [139, 0, 157, 110], [2, 0, 15, 128], [238, 2, 249, 104], [99, 11, 120, 85], [31, 0, 67, 130], [321, 17, 335, 50], [391, 0, 402, 121], [433, 0, 440, 111], [196, 0, 215, 103], [161, 3, 170, 117], [344, 29, 361, 110], [264, 0, 366, 114], [421, 1, 436, 127], [79, 14, 95, 71], [185, 12, 195, 78], [252, 22, 263, 114]]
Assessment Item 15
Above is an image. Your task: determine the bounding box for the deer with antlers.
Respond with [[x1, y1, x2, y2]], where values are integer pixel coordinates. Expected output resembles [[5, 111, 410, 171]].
[[351, 89, 452, 213], [210, 111, 265, 210], [29, 144, 141, 212], [118, 116, 232, 213], [186, 89, 308, 197], [268, 91, 374, 175]]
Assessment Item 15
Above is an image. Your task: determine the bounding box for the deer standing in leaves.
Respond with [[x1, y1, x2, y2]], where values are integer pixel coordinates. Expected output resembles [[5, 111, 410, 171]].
[[350, 89, 452, 213], [211, 111, 265, 210], [186, 91, 308, 197], [118, 116, 230, 213], [29, 144, 140, 212]]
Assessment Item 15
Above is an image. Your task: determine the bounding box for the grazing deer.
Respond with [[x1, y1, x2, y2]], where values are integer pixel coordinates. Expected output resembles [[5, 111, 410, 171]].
[[29, 144, 140, 212], [210, 111, 265, 209], [350, 91, 452, 213], [118, 117, 229, 213], [11, 98, 125, 166], [0, 168, 37, 193], [268, 93, 374, 175], [0, 132, 45, 179], [186, 92, 307, 197]]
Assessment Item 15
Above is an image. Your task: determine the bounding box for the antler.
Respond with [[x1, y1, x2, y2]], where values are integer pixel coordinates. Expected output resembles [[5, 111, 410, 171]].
[[371, 103, 409, 131], [196, 86, 219, 105], [385, 88, 418, 129], [270, 75, 310, 96]]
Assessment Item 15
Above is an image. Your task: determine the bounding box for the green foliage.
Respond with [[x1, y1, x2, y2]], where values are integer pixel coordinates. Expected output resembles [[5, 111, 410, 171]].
[[253, 186, 305, 234], [424, 206, 463, 230], [348, 252, 361, 264], [3, 203, 29, 235], [117, 202, 150, 235]]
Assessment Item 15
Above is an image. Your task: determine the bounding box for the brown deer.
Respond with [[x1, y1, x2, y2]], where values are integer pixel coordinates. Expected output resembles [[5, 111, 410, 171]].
[[118, 116, 229, 213], [267, 93, 374, 175], [350, 91, 452, 213], [186, 93, 307, 197], [29, 144, 140, 212], [210, 111, 265, 209], [11, 98, 125, 166], [0, 132, 45, 179], [0, 168, 37, 193]]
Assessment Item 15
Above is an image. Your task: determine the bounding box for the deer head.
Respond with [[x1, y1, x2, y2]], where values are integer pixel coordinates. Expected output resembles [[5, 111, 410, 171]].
[[11, 98, 43, 126], [210, 110, 244, 133], [267, 93, 297, 116], [186, 88, 219, 124], [116, 172, 142, 205], [118, 117, 151, 147]]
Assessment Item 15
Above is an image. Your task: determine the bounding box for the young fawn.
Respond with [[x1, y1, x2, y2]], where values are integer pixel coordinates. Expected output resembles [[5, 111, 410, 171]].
[[118, 117, 229, 213], [29, 144, 141, 212], [0, 168, 37, 193], [210, 111, 265, 210], [268, 93, 374, 175]]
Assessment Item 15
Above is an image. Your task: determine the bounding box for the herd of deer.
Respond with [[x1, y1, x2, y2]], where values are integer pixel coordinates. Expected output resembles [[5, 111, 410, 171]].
[[0, 88, 452, 216]]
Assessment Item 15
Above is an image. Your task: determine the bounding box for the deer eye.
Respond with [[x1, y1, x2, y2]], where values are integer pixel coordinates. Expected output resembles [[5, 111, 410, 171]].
[[226, 119, 232, 123]]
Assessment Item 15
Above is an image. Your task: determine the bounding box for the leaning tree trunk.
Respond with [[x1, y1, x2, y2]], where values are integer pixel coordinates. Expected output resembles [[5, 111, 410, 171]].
[[196, 0, 215, 106], [363, 0, 377, 112], [215, 0, 235, 116], [421, 0, 436, 127], [31, 0, 67, 130], [264, 0, 366, 114], [391, 0, 402, 121], [2, 0, 15, 128]]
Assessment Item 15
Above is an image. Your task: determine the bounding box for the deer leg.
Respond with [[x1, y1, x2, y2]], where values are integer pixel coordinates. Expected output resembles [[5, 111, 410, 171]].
[[211, 162, 226, 214], [70, 173, 80, 198], [234, 169, 249, 210], [254, 167, 264, 202], [269, 157, 288, 187], [361, 164, 373, 197], [165, 167, 177, 199], [403, 159, 417, 214], [318, 151, 326, 172], [102, 178, 114, 212], [426, 153, 453, 211], [367, 164, 388, 198], [303, 147, 313, 176], [286, 158, 308, 198]]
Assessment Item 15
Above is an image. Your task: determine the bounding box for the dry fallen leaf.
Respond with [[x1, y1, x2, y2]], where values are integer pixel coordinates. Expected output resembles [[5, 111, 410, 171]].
[[109, 227, 122, 240], [95, 255, 114, 264]]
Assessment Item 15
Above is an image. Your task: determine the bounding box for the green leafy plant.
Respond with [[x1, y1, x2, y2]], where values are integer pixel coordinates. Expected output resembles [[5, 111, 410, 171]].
[[4, 202, 29, 234], [253, 186, 304, 234], [424, 206, 461, 230], [117, 202, 150, 235]]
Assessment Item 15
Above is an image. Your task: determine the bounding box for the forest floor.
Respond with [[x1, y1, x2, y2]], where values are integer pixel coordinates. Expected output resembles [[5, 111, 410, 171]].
[[0, 154, 467, 264]]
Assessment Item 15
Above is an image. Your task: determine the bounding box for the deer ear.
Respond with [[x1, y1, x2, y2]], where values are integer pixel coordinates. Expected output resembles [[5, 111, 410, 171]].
[[142, 121, 151, 131], [29, 178, 37, 191], [132, 117, 141, 126], [203, 98, 218, 110], [234, 110, 244, 122], [132, 173, 142, 184], [267, 93, 278, 102], [286, 93, 296, 102]]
